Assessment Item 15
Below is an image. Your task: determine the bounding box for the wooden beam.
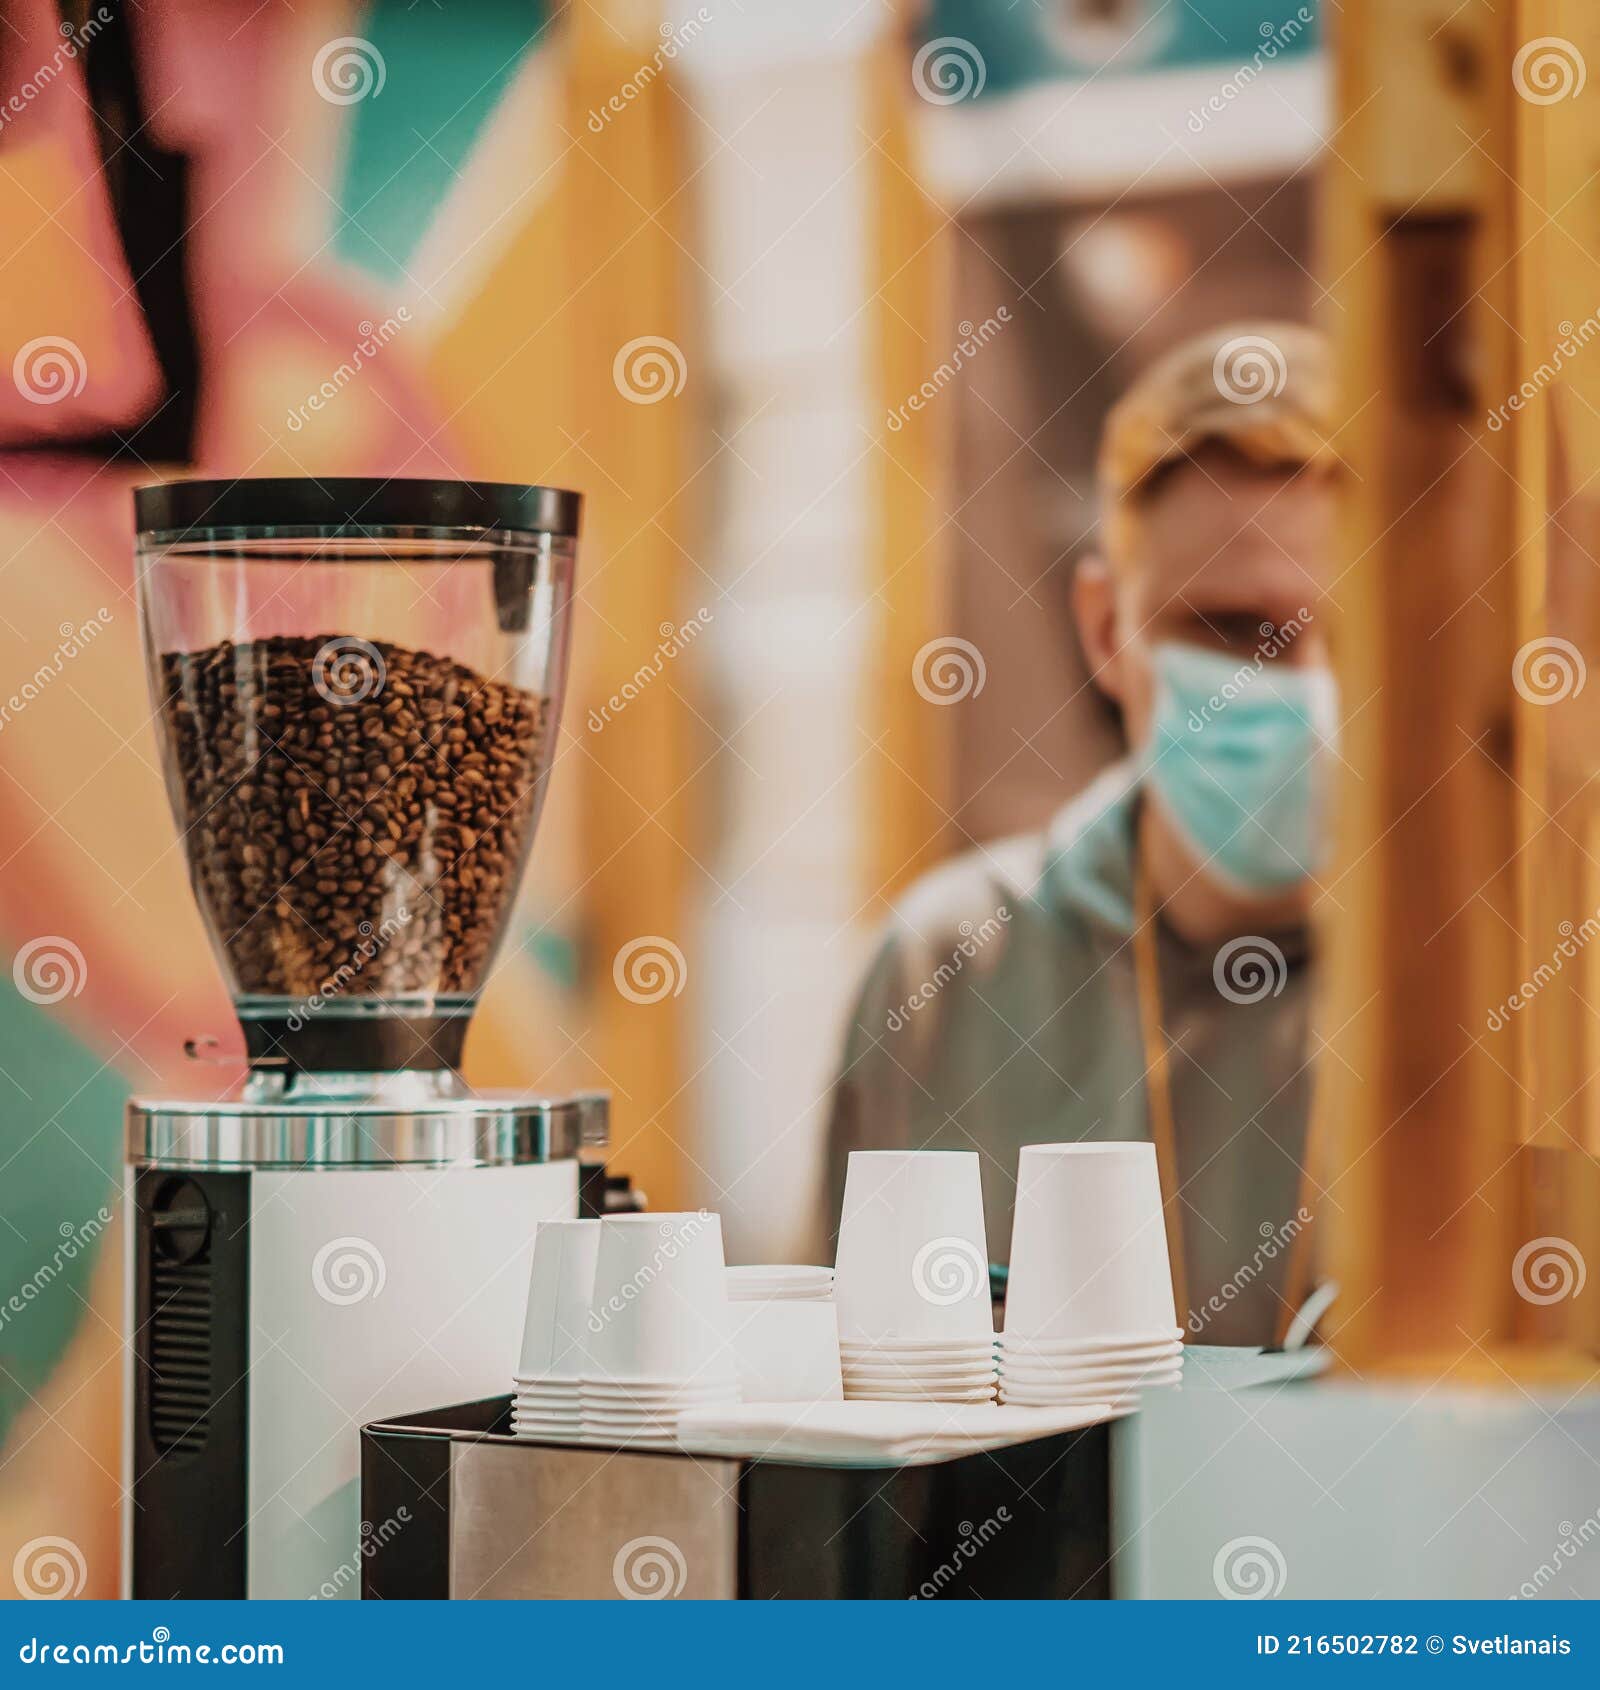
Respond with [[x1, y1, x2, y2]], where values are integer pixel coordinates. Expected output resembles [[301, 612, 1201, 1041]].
[[564, 3, 697, 1211], [1508, 0, 1600, 1356], [865, 34, 954, 901], [1321, 0, 1526, 1370]]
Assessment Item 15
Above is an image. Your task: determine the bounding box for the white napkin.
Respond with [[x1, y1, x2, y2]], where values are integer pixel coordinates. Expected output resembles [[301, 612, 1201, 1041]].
[[674, 1399, 1128, 1465]]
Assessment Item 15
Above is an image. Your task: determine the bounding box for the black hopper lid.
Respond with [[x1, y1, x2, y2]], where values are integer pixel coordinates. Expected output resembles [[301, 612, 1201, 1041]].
[[134, 477, 582, 540]]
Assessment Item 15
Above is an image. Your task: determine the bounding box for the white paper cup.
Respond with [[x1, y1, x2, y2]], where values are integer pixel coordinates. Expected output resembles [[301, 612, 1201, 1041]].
[[838, 1379, 1000, 1392], [1003, 1360, 1182, 1388], [999, 1368, 1180, 1392], [999, 1339, 1181, 1366], [999, 1378, 1179, 1403], [997, 1329, 1183, 1356], [581, 1379, 736, 1406], [833, 1151, 993, 1342], [1000, 1391, 1141, 1412], [844, 1370, 995, 1384], [844, 1382, 997, 1403], [842, 1355, 996, 1373], [582, 1412, 689, 1430], [577, 1419, 685, 1433], [580, 1426, 683, 1441], [844, 1358, 993, 1372], [839, 1345, 996, 1366], [728, 1265, 834, 1303], [844, 1386, 996, 1403], [841, 1357, 997, 1380], [993, 1358, 1182, 1385], [1000, 1357, 1183, 1386], [517, 1219, 602, 1381], [730, 1300, 843, 1403], [999, 1378, 1175, 1406], [1003, 1144, 1177, 1341], [585, 1212, 738, 1385], [998, 1337, 1181, 1362], [839, 1334, 997, 1351], [581, 1377, 735, 1395], [998, 1380, 1143, 1400], [838, 1358, 1000, 1372]]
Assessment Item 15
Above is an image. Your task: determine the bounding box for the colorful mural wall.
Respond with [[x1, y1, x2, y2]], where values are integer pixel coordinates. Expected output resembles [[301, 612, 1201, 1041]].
[[0, 0, 701, 1593]]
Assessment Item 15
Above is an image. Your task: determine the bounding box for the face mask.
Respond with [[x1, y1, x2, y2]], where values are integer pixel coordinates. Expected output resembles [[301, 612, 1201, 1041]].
[[1140, 640, 1339, 896]]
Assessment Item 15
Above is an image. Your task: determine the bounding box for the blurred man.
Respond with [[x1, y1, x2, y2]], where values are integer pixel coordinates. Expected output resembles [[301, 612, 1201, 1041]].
[[824, 323, 1338, 1347]]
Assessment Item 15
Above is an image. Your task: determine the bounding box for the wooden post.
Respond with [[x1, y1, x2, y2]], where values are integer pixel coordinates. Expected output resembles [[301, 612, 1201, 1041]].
[[1507, 0, 1600, 1358], [564, 2, 697, 1211], [1320, 0, 1528, 1371], [866, 33, 953, 900], [1323, 0, 1599, 1372]]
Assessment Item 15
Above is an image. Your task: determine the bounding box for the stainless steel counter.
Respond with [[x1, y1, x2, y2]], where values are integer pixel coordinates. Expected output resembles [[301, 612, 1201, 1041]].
[[1119, 1349, 1600, 1599]]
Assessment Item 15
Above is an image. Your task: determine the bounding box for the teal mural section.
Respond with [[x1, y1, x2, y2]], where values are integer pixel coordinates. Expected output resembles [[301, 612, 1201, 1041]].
[[925, 0, 1321, 98], [333, 0, 552, 281], [0, 985, 124, 1445]]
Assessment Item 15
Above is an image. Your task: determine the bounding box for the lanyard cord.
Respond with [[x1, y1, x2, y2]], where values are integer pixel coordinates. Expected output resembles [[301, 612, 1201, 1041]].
[[1131, 841, 1319, 1346], [1132, 846, 1191, 1325]]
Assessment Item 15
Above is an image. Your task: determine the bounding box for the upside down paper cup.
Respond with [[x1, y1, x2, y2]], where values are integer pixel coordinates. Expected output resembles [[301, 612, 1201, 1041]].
[[727, 1265, 834, 1303], [584, 1212, 739, 1386], [832, 1151, 993, 1343], [1000, 1391, 1147, 1412], [841, 1349, 996, 1379], [580, 1379, 736, 1407], [839, 1337, 996, 1356], [516, 1219, 601, 1381], [512, 1383, 582, 1405], [999, 1374, 1178, 1406], [998, 1329, 1182, 1357], [1003, 1143, 1177, 1342], [844, 1381, 998, 1403], [999, 1354, 1183, 1386]]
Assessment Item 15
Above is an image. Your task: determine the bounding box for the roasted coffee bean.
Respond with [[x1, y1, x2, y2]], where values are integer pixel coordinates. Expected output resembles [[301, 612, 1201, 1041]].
[[157, 635, 547, 1002]]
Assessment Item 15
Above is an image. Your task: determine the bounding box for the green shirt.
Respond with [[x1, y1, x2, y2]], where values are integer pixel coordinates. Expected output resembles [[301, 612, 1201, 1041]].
[[822, 760, 1315, 1347]]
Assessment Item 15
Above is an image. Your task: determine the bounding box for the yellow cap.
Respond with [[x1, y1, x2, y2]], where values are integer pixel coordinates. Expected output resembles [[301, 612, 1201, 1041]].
[[1098, 321, 1335, 560]]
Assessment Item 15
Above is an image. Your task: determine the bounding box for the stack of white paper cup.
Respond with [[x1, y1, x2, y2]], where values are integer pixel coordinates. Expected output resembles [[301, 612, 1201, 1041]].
[[833, 1151, 996, 1402], [580, 1212, 740, 1447], [999, 1143, 1183, 1409], [727, 1264, 834, 1302], [512, 1218, 600, 1441]]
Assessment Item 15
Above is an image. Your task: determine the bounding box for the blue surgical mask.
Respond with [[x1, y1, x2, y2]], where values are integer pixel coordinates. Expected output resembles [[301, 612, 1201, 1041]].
[[1140, 641, 1338, 895]]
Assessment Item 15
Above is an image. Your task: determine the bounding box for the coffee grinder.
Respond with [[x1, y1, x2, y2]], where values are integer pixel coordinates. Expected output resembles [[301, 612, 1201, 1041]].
[[125, 479, 606, 1599]]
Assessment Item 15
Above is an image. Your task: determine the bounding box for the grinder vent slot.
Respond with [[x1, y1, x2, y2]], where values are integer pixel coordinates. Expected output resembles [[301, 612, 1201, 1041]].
[[147, 1180, 214, 1457]]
